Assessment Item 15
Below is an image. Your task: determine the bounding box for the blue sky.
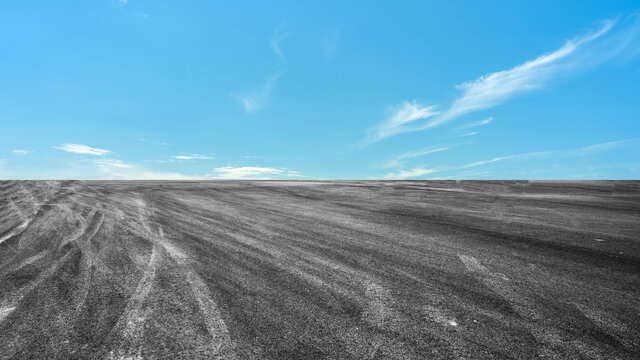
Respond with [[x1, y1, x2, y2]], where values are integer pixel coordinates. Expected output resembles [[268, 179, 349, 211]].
[[1, 1, 639, 180]]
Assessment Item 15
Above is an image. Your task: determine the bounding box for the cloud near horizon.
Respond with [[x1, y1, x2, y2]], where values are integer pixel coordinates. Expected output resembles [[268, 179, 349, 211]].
[[366, 17, 628, 143], [380, 137, 639, 179], [383, 167, 439, 180], [208, 166, 303, 179], [171, 154, 214, 160], [96, 159, 202, 180]]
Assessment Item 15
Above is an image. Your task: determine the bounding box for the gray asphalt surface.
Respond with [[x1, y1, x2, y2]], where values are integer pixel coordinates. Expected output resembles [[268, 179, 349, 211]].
[[0, 180, 639, 359]]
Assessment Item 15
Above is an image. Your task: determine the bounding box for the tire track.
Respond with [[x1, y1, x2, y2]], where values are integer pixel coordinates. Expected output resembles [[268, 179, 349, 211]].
[[0, 220, 31, 245], [155, 226, 237, 359], [0, 251, 75, 324], [74, 209, 105, 312], [108, 198, 163, 359], [111, 197, 237, 358], [457, 254, 619, 358]]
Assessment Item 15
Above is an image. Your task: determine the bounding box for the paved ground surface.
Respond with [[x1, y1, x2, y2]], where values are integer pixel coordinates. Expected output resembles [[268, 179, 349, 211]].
[[0, 180, 639, 359]]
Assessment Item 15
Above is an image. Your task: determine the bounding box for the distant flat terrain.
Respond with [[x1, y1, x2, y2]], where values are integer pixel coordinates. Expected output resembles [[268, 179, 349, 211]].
[[0, 180, 639, 359]]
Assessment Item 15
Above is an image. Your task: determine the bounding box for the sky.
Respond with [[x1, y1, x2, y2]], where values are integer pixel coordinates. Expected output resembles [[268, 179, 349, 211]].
[[1, 1, 640, 180]]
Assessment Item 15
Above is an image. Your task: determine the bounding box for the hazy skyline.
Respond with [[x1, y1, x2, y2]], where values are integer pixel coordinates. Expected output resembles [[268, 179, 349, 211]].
[[1, 1, 639, 179]]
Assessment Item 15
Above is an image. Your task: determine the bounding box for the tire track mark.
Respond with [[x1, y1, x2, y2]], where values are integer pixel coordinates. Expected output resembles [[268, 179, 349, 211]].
[[0, 251, 75, 324], [0, 220, 31, 245], [121, 243, 160, 345], [74, 209, 105, 312], [108, 198, 162, 359], [155, 227, 238, 359], [124, 195, 238, 359], [457, 253, 617, 358]]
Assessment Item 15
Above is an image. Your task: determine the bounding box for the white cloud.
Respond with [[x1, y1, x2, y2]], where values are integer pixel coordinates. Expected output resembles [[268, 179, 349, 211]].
[[232, 71, 284, 113], [233, 23, 289, 113], [380, 144, 462, 169], [271, 23, 289, 62], [366, 101, 440, 142], [398, 146, 451, 160], [381, 159, 405, 169], [429, 19, 615, 129], [12, 150, 33, 155], [577, 138, 640, 155], [366, 18, 621, 143], [171, 154, 213, 160], [383, 167, 439, 180], [53, 143, 111, 156], [139, 138, 172, 147], [459, 117, 493, 129], [96, 159, 132, 169], [459, 152, 547, 169], [96, 159, 202, 180], [208, 166, 303, 179]]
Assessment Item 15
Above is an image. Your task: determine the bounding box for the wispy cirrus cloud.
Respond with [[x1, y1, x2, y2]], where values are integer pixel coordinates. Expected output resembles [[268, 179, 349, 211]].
[[398, 146, 451, 160], [381, 144, 460, 169], [12, 150, 33, 155], [53, 143, 111, 156], [233, 23, 289, 113], [576, 137, 640, 155], [366, 17, 634, 143], [207, 166, 303, 180], [365, 101, 440, 143], [459, 117, 493, 130], [459, 132, 478, 137], [171, 154, 213, 160], [232, 71, 284, 113], [271, 23, 289, 62], [459, 151, 548, 169], [406, 138, 639, 179]]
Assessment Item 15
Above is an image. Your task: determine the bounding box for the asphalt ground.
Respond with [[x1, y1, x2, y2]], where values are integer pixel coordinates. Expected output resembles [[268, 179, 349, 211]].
[[0, 180, 639, 359]]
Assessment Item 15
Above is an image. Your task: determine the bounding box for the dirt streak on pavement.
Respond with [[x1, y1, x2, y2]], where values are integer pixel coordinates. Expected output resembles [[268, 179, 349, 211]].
[[0, 180, 639, 359]]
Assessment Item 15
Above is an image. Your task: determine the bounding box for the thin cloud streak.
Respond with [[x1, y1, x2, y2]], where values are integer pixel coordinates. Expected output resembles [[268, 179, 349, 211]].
[[232, 71, 284, 113], [381, 143, 465, 169], [96, 159, 132, 169], [398, 146, 451, 160], [460, 132, 478, 137], [459, 152, 549, 169], [53, 143, 111, 156], [577, 137, 640, 155], [455, 138, 638, 172], [12, 150, 33, 155], [459, 117, 493, 129], [271, 23, 289, 62], [367, 18, 624, 143]]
